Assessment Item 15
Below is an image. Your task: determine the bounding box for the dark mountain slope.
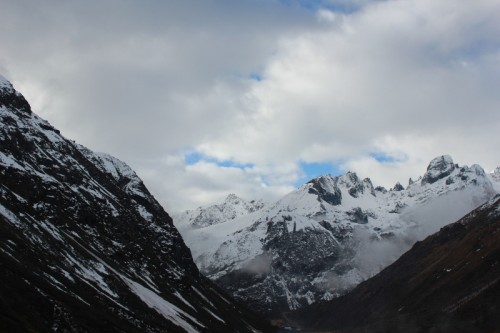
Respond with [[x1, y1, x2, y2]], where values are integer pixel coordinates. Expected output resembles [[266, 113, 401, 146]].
[[291, 195, 500, 333], [0, 75, 272, 333]]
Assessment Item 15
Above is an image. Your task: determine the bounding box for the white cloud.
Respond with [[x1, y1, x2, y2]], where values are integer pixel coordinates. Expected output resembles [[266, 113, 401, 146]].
[[138, 156, 294, 212], [186, 0, 500, 186], [1, 0, 499, 211]]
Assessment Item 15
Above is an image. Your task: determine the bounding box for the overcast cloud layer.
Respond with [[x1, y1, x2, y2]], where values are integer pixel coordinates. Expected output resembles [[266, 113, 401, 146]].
[[1, 0, 499, 211]]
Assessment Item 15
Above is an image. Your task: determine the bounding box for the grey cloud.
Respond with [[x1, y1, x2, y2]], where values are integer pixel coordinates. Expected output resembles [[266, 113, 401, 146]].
[[191, 0, 500, 172], [0, 0, 318, 154], [1, 0, 499, 210]]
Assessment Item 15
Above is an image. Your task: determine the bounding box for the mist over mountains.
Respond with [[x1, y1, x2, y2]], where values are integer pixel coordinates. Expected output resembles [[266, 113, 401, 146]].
[[174, 155, 499, 317], [290, 194, 500, 332]]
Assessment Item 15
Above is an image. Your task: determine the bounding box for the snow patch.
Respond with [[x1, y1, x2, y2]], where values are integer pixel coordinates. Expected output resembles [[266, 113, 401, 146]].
[[137, 205, 153, 221], [0, 202, 22, 226], [0, 151, 25, 171], [191, 287, 215, 308], [174, 291, 197, 311], [124, 277, 203, 333], [204, 307, 225, 323]]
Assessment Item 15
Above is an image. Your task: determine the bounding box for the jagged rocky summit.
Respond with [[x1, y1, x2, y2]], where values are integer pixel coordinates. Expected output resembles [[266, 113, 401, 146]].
[[175, 153, 498, 317], [0, 75, 272, 333]]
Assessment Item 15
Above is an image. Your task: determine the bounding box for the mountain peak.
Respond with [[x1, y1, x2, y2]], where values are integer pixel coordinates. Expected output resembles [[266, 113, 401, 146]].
[[421, 155, 456, 185], [225, 193, 241, 202], [342, 171, 360, 184], [174, 193, 266, 229], [339, 171, 375, 198], [0, 74, 32, 114], [307, 175, 342, 205], [392, 181, 405, 191]]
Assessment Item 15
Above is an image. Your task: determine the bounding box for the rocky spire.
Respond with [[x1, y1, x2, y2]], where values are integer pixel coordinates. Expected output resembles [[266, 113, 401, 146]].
[[421, 155, 456, 185]]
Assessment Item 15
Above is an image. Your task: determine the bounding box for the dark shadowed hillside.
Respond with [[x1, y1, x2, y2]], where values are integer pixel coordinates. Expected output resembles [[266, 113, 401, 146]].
[[290, 195, 500, 333], [0, 75, 273, 333]]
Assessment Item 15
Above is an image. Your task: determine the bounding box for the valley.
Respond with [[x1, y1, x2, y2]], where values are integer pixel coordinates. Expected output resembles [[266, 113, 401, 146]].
[[1, 73, 499, 332]]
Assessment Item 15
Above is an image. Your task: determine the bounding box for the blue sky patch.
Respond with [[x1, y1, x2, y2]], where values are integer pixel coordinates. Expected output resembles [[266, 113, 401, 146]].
[[296, 160, 342, 186], [369, 152, 406, 164], [184, 151, 204, 165], [249, 73, 262, 81]]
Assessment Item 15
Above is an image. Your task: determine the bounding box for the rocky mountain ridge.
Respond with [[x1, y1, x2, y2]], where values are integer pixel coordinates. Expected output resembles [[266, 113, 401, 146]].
[[175, 153, 498, 317], [0, 75, 272, 333]]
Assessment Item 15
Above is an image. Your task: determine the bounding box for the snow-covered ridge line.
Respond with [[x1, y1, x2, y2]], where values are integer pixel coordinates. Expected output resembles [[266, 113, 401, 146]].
[[174, 193, 267, 229], [174, 154, 498, 315]]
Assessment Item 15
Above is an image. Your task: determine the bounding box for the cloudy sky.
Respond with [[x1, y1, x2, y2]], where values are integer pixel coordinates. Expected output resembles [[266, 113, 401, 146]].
[[1, 0, 499, 212]]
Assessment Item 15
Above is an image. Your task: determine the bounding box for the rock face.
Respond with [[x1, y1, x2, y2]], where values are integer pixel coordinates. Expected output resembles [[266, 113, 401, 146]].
[[421, 155, 456, 185], [292, 195, 500, 333], [175, 154, 497, 318], [307, 176, 343, 205], [0, 75, 272, 333]]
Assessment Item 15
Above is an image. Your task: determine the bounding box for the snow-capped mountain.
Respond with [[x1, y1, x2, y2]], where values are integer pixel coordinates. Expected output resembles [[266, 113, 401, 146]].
[[174, 194, 266, 228], [0, 75, 272, 333], [175, 155, 498, 317]]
